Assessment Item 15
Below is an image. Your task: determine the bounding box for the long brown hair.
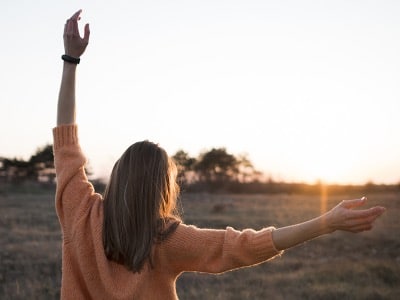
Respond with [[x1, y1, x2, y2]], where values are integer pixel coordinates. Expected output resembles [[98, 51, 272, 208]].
[[102, 141, 181, 273]]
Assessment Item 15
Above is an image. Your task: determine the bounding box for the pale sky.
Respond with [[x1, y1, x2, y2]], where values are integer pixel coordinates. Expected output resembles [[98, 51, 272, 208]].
[[1, 0, 399, 184]]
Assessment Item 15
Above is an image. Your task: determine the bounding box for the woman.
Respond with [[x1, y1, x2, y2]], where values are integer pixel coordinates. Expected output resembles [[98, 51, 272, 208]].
[[54, 10, 386, 299]]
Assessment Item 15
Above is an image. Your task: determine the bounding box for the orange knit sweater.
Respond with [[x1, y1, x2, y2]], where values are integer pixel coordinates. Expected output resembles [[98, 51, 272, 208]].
[[53, 124, 283, 299]]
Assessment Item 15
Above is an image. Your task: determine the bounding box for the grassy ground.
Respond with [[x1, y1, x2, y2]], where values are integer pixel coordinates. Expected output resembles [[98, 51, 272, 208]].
[[0, 189, 399, 299], [0, 190, 61, 299]]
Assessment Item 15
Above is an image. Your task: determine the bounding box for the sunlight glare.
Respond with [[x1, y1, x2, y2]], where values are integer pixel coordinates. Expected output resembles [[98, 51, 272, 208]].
[[296, 145, 354, 185], [320, 182, 328, 216]]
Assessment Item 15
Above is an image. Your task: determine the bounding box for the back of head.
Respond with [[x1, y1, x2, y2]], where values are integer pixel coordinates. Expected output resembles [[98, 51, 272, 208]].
[[102, 141, 180, 272]]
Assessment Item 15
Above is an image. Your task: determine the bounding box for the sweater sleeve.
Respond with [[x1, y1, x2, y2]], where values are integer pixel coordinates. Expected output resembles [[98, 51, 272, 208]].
[[159, 224, 283, 275], [53, 125, 97, 240]]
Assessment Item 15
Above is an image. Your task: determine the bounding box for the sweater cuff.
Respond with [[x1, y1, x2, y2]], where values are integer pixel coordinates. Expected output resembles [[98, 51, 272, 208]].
[[53, 125, 79, 150], [252, 227, 284, 260]]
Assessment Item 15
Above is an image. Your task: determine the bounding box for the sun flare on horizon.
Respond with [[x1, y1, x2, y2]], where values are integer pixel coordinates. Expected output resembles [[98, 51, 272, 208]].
[[289, 142, 358, 185], [303, 155, 352, 184]]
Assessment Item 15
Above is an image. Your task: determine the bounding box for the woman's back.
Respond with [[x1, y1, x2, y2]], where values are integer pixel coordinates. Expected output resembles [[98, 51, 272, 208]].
[[53, 125, 281, 299]]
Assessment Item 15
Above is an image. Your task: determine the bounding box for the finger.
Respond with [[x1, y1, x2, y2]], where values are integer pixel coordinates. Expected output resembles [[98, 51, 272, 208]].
[[349, 223, 373, 233], [70, 9, 82, 21], [348, 206, 385, 219], [71, 18, 80, 36], [350, 213, 381, 227], [66, 19, 74, 36], [341, 197, 367, 209], [83, 23, 90, 43]]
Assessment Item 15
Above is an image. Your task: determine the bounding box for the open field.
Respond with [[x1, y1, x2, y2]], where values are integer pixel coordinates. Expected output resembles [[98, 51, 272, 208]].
[[1, 188, 399, 299]]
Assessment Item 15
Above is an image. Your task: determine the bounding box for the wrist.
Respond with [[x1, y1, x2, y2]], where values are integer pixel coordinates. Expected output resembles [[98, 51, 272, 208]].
[[62, 54, 80, 65], [62, 61, 78, 71], [321, 212, 336, 234]]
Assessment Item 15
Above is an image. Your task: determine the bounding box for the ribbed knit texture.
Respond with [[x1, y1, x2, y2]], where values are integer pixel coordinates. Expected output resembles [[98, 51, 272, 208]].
[[53, 124, 283, 300]]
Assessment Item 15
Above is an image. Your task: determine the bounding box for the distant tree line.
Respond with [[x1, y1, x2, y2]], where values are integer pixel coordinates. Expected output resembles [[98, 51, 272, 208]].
[[172, 148, 263, 192], [0, 145, 262, 192], [0, 145, 55, 184], [1, 145, 398, 194], [171, 148, 399, 194]]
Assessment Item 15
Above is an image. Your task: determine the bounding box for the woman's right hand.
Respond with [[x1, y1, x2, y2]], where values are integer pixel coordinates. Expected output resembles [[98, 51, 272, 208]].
[[325, 197, 386, 233], [64, 9, 90, 58]]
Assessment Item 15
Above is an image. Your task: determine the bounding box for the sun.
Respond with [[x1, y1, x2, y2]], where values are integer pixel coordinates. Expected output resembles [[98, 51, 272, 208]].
[[307, 157, 349, 183], [295, 147, 354, 185]]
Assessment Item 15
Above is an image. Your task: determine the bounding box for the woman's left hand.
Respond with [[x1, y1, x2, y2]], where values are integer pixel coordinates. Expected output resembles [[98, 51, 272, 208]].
[[325, 197, 386, 233]]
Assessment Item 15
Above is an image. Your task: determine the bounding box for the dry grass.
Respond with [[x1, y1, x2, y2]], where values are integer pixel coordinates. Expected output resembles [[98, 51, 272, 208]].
[[176, 192, 400, 300], [0, 191, 61, 299], [0, 189, 399, 299]]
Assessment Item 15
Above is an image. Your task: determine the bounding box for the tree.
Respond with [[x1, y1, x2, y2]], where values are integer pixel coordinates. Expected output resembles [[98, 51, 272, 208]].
[[0, 157, 31, 183], [194, 148, 239, 184], [172, 150, 197, 186], [29, 144, 55, 182], [0, 144, 57, 183], [236, 153, 263, 183], [0, 144, 93, 184], [0, 144, 55, 184]]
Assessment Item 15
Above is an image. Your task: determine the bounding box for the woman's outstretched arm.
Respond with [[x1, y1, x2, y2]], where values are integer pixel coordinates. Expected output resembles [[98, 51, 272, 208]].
[[272, 197, 386, 251], [57, 10, 90, 126]]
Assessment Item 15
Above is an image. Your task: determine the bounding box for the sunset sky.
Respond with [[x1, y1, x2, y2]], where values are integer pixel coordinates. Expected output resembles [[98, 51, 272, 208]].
[[1, 0, 399, 184]]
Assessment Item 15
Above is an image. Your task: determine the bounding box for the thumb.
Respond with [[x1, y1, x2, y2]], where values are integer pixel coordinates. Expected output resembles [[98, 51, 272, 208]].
[[83, 23, 90, 43], [340, 197, 367, 209]]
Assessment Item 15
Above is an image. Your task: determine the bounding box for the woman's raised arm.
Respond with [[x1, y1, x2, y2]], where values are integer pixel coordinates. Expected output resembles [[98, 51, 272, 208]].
[[57, 10, 90, 126]]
